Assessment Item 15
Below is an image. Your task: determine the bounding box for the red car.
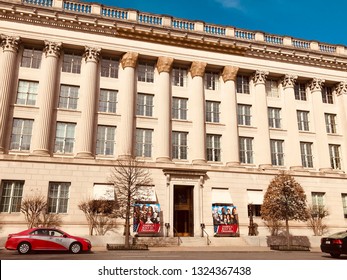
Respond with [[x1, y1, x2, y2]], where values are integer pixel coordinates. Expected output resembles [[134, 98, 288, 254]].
[[5, 228, 92, 254]]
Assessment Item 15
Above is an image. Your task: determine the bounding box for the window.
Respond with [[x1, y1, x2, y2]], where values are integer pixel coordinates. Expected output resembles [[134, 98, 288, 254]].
[[247, 190, 263, 217], [207, 134, 221, 162], [294, 83, 307, 100], [268, 107, 281, 128], [0, 181, 24, 213], [300, 142, 313, 168], [54, 122, 76, 153], [21, 48, 42, 69], [96, 126, 116, 156], [48, 182, 70, 213], [136, 129, 153, 157], [206, 101, 220, 123], [325, 114, 337, 134], [312, 192, 325, 211], [239, 137, 253, 164], [137, 93, 154, 117], [98, 89, 117, 113], [58, 85, 79, 110], [329, 144, 341, 170], [270, 139, 284, 166], [237, 104, 251, 126], [62, 52, 81, 74], [265, 79, 279, 97], [172, 67, 188, 87], [101, 57, 119, 78], [236, 75, 250, 94], [138, 62, 154, 83], [10, 119, 34, 151], [16, 80, 39, 106], [93, 184, 115, 200], [297, 110, 310, 131], [172, 131, 188, 160], [248, 204, 261, 217], [172, 97, 187, 120], [205, 72, 219, 90], [342, 194, 347, 218], [322, 86, 333, 104]]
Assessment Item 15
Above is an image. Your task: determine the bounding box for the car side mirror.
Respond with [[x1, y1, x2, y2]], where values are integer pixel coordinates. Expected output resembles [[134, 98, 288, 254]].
[[63, 234, 68, 238]]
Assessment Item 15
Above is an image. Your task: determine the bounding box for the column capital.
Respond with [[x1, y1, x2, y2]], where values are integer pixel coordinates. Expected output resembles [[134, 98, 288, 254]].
[[281, 74, 297, 88], [121, 52, 138, 69], [190, 61, 207, 78], [157, 56, 174, 73], [222, 66, 238, 82], [44, 41, 62, 58], [309, 78, 325, 92], [0, 35, 20, 53], [336, 82, 347, 96], [83, 46, 101, 63], [252, 70, 269, 85]]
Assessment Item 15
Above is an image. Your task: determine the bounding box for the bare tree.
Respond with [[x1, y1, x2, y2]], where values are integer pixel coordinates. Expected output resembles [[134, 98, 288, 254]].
[[307, 204, 329, 236], [108, 158, 152, 248], [263, 218, 285, 236]]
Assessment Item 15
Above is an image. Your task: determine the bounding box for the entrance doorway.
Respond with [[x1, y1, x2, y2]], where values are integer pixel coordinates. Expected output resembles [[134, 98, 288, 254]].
[[173, 185, 194, 237]]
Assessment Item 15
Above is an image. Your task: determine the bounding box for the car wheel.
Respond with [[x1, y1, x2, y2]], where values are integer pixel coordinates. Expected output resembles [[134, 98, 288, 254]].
[[70, 242, 82, 254], [330, 253, 340, 258], [17, 242, 31, 254]]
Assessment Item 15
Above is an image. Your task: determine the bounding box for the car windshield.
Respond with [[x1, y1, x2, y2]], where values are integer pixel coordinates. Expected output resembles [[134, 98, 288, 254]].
[[328, 231, 347, 239]]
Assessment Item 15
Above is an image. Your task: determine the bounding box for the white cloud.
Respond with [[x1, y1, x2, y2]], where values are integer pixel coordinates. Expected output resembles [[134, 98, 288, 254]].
[[215, 0, 241, 9]]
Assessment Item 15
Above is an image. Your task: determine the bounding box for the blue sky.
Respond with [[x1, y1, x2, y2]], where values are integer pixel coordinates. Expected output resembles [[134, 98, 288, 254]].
[[83, 0, 347, 46]]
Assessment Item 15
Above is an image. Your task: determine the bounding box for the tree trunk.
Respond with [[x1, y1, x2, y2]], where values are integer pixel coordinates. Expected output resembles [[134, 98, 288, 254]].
[[124, 210, 130, 249], [285, 218, 290, 249]]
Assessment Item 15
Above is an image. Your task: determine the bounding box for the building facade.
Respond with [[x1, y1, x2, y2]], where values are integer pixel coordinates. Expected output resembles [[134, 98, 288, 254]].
[[0, 0, 347, 237]]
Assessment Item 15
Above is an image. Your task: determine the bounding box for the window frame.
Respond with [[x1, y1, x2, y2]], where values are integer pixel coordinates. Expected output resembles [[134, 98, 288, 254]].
[[0, 181, 24, 213], [96, 125, 116, 156], [47, 182, 70, 214], [21, 48, 42, 69], [62, 52, 82, 74], [172, 67, 188, 87], [54, 122, 76, 154], [206, 134, 221, 162], [136, 128, 153, 158], [239, 137, 253, 164], [268, 107, 281, 129], [205, 101, 220, 123], [172, 131, 188, 160], [236, 75, 250, 94], [138, 62, 154, 83], [322, 86, 334, 104], [265, 79, 279, 98], [16, 80, 39, 106], [101, 57, 119, 79], [10, 118, 34, 151], [98, 89, 118, 113], [172, 97, 188, 120], [294, 83, 307, 101], [136, 93, 154, 117], [205, 71, 219, 90], [58, 85, 79, 110], [237, 104, 251, 126], [270, 139, 284, 166], [300, 141, 313, 168], [329, 144, 341, 170], [325, 113, 337, 134], [297, 110, 310, 131]]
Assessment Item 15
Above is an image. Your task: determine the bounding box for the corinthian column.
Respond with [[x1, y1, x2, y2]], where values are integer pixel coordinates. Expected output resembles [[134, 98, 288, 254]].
[[221, 66, 240, 166], [117, 52, 138, 159], [75, 46, 101, 158], [32, 41, 62, 156], [156, 56, 174, 162], [190, 61, 207, 164], [0, 35, 20, 153], [336, 82, 347, 170], [282, 74, 302, 169], [252, 70, 272, 167]]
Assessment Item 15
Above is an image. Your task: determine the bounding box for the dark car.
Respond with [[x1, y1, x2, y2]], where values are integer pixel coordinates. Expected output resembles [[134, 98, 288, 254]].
[[320, 231, 347, 258]]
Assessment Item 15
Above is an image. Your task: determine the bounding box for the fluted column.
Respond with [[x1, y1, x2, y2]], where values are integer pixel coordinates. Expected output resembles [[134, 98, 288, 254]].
[[156, 56, 174, 162], [190, 61, 207, 164], [221, 66, 240, 166], [282, 74, 302, 169], [32, 41, 62, 156], [0, 35, 20, 153], [252, 70, 272, 167], [309, 78, 331, 170], [336, 82, 347, 171], [75, 46, 101, 158], [117, 52, 138, 159]]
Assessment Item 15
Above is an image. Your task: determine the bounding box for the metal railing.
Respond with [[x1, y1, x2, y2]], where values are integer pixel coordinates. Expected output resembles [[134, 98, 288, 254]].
[[201, 228, 211, 245], [173, 227, 183, 246]]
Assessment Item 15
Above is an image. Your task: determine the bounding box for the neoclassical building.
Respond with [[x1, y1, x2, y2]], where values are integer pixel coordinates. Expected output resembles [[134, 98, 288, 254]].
[[0, 0, 347, 239]]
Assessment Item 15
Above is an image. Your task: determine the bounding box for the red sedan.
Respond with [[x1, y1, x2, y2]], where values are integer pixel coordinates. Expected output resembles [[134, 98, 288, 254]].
[[5, 228, 92, 254]]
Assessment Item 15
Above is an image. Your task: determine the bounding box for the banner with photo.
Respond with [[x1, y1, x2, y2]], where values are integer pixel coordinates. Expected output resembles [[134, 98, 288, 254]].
[[212, 204, 239, 236], [133, 203, 160, 234]]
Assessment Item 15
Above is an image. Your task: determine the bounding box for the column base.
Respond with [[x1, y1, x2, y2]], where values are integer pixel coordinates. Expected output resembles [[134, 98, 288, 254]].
[[258, 164, 273, 170], [192, 159, 207, 165], [289, 165, 304, 171], [75, 152, 94, 158], [32, 149, 50, 157], [156, 156, 172, 163], [226, 161, 240, 167]]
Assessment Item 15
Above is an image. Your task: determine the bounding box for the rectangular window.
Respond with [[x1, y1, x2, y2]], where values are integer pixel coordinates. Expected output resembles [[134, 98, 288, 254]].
[[265, 79, 279, 97], [268, 107, 281, 128], [16, 80, 39, 106], [294, 83, 307, 100], [300, 142, 313, 168], [172, 131, 188, 160], [172, 67, 188, 87], [96, 125, 116, 156], [322, 86, 333, 104], [205, 72, 219, 90], [237, 104, 251, 126], [342, 194, 347, 218], [312, 192, 325, 211], [172, 97, 187, 120], [206, 101, 220, 123], [10, 119, 34, 151], [137, 93, 154, 117], [239, 137, 253, 164], [0, 181, 24, 213], [58, 85, 79, 110], [207, 134, 221, 162], [101, 57, 119, 78], [329, 144, 341, 170], [270, 139, 284, 166], [21, 48, 42, 69], [62, 52, 81, 74], [136, 129, 153, 157], [236, 75, 250, 94], [54, 122, 76, 154], [297, 110, 310, 131], [48, 182, 70, 213], [98, 89, 117, 113], [138, 62, 154, 83], [325, 114, 337, 134]]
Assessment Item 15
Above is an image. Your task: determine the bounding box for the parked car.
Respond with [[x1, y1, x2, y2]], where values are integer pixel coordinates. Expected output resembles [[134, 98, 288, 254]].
[[320, 231, 347, 258], [5, 227, 92, 254]]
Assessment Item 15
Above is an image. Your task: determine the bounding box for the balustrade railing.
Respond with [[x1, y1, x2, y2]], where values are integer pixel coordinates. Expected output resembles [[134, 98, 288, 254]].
[[319, 44, 336, 53], [204, 25, 226, 36], [23, 0, 53, 6], [172, 19, 195, 30], [138, 13, 162, 25], [102, 7, 128, 19], [264, 35, 283, 45], [292, 39, 310, 49], [235, 30, 255, 40], [63, 1, 92, 14]]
